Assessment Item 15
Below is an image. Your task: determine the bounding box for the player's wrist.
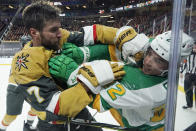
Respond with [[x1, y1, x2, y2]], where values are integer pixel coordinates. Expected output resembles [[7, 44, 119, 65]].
[[78, 79, 92, 95]]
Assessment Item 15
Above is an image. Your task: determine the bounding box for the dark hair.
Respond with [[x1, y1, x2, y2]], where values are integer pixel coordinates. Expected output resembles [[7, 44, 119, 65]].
[[22, 1, 61, 31]]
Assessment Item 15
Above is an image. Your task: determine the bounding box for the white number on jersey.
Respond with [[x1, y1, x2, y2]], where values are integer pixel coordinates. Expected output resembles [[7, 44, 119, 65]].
[[27, 86, 45, 103]]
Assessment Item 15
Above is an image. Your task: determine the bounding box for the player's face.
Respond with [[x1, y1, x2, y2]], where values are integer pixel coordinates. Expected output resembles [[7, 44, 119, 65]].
[[142, 49, 168, 76], [40, 20, 62, 50]]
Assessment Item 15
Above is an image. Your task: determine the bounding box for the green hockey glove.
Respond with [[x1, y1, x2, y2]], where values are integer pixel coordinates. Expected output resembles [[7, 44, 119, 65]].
[[49, 55, 79, 85], [62, 43, 90, 64]]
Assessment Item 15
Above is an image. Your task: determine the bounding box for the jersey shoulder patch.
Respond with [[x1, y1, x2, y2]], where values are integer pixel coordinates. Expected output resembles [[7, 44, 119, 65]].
[[11, 46, 53, 84]]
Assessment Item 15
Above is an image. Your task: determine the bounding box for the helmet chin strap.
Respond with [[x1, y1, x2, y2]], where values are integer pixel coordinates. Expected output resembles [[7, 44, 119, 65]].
[[159, 69, 168, 77], [126, 56, 137, 66]]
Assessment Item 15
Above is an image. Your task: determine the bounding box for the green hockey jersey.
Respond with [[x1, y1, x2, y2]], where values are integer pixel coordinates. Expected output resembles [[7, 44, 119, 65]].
[[92, 65, 167, 130]]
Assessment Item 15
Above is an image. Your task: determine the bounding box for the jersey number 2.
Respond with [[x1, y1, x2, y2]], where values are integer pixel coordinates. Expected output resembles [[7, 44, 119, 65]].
[[107, 84, 125, 101]]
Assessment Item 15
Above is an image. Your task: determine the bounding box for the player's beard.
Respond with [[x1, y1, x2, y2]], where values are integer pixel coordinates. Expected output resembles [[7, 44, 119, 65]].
[[40, 33, 60, 51]]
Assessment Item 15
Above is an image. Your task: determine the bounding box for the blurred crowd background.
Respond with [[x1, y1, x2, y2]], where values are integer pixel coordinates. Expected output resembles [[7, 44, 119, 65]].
[[0, 0, 195, 56]]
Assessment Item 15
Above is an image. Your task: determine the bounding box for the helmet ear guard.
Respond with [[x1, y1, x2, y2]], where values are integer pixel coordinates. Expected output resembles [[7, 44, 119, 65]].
[[159, 70, 168, 77], [125, 51, 145, 67]]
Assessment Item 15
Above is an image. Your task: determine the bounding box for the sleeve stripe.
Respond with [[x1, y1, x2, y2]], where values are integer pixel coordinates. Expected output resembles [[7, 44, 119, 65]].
[[93, 24, 97, 43], [83, 26, 94, 45], [8, 82, 17, 87], [54, 100, 60, 115], [46, 91, 60, 114], [52, 100, 60, 124], [109, 108, 124, 127], [92, 94, 101, 112], [108, 45, 118, 61]]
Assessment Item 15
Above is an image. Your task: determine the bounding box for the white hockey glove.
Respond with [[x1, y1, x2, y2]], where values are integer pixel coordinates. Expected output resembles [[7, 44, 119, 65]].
[[77, 60, 125, 94], [114, 26, 149, 65]]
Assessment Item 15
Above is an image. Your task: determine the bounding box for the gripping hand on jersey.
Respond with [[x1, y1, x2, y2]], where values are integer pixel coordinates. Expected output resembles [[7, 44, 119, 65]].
[[62, 43, 90, 64], [114, 26, 149, 66], [49, 55, 79, 85], [77, 60, 125, 94]]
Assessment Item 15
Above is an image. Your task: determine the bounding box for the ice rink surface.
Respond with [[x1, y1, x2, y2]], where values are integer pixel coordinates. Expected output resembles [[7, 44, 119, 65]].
[[0, 58, 195, 131]]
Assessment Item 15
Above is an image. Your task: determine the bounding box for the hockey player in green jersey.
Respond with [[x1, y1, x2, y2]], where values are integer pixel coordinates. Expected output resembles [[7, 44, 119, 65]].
[[48, 28, 194, 131]]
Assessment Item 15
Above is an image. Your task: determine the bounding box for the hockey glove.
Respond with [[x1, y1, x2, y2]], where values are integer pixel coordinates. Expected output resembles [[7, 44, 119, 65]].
[[114, 26, 149, 66], [49, 55, 79, 86], [62, 43, 90, 64], [77, 60, 125, 94]]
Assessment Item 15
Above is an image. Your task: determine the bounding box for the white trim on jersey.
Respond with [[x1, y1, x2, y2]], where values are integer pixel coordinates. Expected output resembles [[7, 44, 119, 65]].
[[82, 26, 94, 46], [46, 91, 61, 113], [8, 82, 17, 87]]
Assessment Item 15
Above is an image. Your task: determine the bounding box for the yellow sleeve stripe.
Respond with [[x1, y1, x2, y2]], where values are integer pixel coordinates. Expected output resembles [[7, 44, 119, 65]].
[[92, 94, 101, 112], [109, 108, 124, 127], [108, 45, 118, 61], [152, 127, 164, 131]]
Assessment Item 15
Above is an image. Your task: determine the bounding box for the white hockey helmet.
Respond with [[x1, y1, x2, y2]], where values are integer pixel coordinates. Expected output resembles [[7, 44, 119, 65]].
[[150, 31, 194, 62]]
